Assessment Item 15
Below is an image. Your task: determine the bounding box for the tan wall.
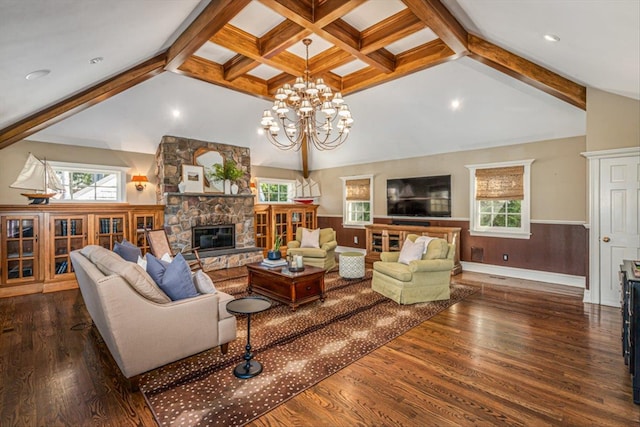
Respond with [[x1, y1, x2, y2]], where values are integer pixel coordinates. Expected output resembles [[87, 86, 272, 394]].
[[0, 140, 157, 205], [586, 88, 640, 151], [302, 136, 586, 222]]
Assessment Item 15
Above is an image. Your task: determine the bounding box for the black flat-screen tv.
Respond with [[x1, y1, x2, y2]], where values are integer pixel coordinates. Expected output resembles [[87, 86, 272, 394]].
[[387, 175, 451, 217]]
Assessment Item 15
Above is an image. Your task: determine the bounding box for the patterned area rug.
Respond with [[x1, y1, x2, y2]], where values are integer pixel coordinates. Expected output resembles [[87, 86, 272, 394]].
[[141, 270, 476, 426]]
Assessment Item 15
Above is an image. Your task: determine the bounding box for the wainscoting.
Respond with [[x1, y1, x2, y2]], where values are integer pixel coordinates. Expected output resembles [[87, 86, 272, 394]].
[[319, 216, 588, 285]]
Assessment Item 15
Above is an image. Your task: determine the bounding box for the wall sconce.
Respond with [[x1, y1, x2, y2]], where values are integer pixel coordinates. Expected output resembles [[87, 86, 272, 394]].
[[131, 174, 148, 191]]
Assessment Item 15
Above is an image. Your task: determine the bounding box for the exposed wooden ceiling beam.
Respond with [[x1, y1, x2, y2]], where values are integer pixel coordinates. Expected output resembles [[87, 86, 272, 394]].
[[259, 20, 311, 58], [360, 9, 424, 54], [177, 56, 271, 99], [211, 25, 306, 77], [342, 39, 454, 94], [260, 0, 395, 73], [165, 0, 251, 72], [402, 0, 468, 54], [0, 54, 166, 150], [467, 34, 586, 110]]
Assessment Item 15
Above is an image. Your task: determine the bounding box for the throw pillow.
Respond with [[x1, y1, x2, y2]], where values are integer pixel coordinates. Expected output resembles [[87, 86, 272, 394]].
[[161, 252, 173, 263], [398, 238, 425, 265], [193, 270, 217, 294], [414, 236, 436, 254], [146, 253, 199, 301], [137, 255, 147, 271], [301, 228, 320, 248], [113, 238, 141, 263], [81, 245, 169, 304], [424, 239, 450, 260]]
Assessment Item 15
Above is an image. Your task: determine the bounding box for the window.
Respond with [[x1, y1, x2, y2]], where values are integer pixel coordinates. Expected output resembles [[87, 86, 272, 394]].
[[49, 161, 128, 202], [256, 178, 295, 203], [466, 160, 534, 239], [342, 175, 373, 227]]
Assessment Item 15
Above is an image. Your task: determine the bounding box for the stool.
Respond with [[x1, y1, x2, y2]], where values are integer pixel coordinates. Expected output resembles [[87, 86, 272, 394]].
[[339, 252, 365, 279]]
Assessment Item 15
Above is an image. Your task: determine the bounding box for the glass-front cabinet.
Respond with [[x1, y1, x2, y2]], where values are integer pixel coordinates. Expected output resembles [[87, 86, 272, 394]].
[[0, 205, 165, 297], [253, 207, 268, 251], [1, 216, 39, 284], [50, 215, 86, 277], [94, 214, 126, 249], [132, 212, 157, 256], [253, 204, 318, 256]]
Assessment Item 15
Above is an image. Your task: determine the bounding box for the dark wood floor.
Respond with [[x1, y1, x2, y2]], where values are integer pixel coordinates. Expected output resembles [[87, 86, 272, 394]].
[[1, 270, 638, 426]]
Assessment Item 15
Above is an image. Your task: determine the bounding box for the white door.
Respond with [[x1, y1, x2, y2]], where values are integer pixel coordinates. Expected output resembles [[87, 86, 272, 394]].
[[599, 155, 640, 307]]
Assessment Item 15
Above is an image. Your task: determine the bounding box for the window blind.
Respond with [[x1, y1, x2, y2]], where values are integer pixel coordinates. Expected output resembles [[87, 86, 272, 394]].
[[475, 166, 524, 200], [345, 178, 371, 201]]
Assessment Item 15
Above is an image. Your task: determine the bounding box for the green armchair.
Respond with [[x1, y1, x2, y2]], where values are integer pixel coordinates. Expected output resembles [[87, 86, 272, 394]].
[[286, 227, 337, 271], [372, 234, 454, 304]]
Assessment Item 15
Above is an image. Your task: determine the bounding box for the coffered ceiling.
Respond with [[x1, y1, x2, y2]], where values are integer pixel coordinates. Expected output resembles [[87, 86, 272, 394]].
[[0, 0, 637, 171]]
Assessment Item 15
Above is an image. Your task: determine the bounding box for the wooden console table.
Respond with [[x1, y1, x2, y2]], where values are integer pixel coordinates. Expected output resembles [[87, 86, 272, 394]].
[[365, 224, 462, 275]]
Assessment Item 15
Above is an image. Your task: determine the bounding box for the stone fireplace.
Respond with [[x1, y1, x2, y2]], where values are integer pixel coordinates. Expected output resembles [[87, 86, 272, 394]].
[[155, 135, 262, 270]]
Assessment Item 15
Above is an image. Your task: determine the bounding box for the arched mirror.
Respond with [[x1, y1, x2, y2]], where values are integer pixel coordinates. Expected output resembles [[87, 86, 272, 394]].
[[194, 147, 224, 192]]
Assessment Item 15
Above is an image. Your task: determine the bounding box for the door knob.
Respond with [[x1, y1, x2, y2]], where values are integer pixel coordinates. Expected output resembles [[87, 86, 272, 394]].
[[602, 236, 610, 242]]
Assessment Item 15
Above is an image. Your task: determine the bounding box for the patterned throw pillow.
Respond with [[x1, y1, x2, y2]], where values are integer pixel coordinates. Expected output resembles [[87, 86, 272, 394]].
[[398, 238, 425, 265], [146, 253, 199, 301]]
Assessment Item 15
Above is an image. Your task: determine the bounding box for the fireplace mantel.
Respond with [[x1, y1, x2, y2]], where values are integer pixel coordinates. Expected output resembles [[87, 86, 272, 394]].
[[164, 192, 254, 199]]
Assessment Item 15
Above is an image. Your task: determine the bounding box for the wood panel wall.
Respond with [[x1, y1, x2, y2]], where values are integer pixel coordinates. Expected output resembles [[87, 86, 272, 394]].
[[318, 216, 588, 278]]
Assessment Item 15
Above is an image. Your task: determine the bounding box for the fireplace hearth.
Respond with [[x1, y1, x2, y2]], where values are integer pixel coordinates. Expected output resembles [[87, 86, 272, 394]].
[[193, 225, 235, 251]]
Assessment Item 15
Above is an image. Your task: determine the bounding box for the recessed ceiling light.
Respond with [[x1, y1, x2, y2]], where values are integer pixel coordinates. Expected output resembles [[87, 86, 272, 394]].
[[450, 99, 461, 111], [172, 109, 181, 118], [544, 34, 560, 42], [25, 69, 50, 80], [89, 56, 103, 64]]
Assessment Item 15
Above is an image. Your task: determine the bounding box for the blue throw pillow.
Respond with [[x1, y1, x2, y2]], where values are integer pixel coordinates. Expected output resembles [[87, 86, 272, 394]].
[[113, 238, 141, 263], [145, 253, 199, 301]]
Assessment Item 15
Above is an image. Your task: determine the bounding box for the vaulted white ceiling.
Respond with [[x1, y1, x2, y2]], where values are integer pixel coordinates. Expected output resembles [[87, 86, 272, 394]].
[[1, 0, 637, 171]]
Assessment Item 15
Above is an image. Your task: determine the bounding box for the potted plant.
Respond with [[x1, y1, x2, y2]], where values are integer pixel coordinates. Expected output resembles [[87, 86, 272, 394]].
[[267, 229, 282, 260], [206, 159, 244, 194]]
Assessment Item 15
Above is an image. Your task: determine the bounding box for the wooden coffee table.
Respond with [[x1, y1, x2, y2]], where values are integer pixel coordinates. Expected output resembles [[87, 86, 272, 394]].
[[246, 262, 325, 311]]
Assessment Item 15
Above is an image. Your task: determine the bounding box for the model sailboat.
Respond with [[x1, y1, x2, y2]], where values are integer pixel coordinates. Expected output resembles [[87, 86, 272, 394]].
[[293, 177, 321, 204], [10, 153, 64, 204]]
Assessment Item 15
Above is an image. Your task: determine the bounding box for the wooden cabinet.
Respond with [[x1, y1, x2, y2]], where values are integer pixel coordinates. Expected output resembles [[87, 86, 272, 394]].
[[254, 204, 318, 256], [93, 213, 127, 250], [132, 211, 162, 256], [1, 215, 39, 285], [0, 204, 164, 297], [365, 224, 462, 275], [50, 214, 87, 279]]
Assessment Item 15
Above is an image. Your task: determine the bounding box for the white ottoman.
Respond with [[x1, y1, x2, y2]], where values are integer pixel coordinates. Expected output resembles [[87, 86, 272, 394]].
[[339, 252, 365, 279]]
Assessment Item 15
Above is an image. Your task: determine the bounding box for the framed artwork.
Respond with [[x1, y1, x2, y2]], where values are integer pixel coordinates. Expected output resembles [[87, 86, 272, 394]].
[[182, 165, 204, 193]]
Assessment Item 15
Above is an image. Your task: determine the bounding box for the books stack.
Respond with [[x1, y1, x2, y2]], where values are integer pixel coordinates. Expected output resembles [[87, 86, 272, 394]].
[[261, 259, 287, 268]]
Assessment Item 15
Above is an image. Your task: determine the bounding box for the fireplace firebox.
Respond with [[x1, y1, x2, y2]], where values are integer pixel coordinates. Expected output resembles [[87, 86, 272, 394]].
[[192, 225, 235, 251]]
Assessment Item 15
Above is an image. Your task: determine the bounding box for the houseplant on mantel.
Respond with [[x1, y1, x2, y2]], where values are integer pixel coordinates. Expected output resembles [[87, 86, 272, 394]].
[[206, 160, 244, 194]]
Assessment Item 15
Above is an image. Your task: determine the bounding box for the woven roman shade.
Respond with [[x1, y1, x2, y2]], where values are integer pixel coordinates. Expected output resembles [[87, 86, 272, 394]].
[[475, 166, 524, 200], [345, 178, 370, 201]]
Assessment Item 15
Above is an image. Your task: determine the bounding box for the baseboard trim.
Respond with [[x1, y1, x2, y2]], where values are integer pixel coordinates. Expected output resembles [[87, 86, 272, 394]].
[[461, 262, 585, 288]]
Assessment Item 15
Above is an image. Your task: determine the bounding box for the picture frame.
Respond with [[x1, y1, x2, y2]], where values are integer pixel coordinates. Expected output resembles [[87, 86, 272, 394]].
[[182, 164, 204, 193]]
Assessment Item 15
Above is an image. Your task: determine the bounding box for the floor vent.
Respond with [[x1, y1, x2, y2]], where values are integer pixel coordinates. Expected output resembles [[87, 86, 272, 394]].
[[471, 247, 484, 262]]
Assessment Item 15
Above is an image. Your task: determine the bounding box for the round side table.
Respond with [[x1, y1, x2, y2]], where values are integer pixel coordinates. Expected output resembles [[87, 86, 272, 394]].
[[226, 296, 272, 379], [339, 251, 365, 279]]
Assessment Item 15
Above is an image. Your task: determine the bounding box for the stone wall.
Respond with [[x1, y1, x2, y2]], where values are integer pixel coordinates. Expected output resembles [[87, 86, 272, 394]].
[[155, 135, 261, 270]]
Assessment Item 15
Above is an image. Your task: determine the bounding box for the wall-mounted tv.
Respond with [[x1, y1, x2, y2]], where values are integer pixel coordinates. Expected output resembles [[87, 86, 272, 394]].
[[387, 175, 451, 217]]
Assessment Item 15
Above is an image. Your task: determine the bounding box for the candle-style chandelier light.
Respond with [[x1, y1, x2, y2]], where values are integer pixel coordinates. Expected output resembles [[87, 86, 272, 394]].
[[259, 38, 354, 151]]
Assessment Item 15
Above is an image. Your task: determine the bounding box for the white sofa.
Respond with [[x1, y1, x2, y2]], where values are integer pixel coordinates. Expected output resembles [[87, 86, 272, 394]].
[[70, 246, 236, 389]]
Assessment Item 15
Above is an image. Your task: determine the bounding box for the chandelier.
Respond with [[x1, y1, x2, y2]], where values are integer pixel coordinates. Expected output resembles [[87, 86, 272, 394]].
[[259, 39, 354, 151]]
